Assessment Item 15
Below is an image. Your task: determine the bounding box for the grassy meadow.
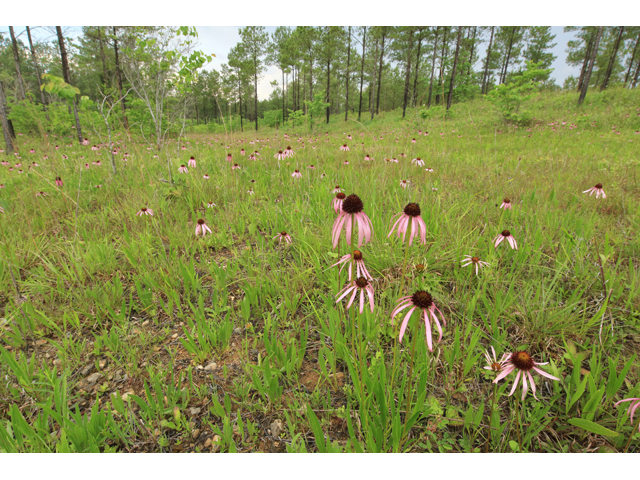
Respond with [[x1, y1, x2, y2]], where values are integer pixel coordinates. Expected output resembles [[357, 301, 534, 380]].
[[1, 88, 640, 453]]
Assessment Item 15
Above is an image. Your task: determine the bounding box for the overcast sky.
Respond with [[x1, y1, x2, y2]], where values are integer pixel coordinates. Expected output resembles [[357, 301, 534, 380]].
[[3, 26, 580, 100]]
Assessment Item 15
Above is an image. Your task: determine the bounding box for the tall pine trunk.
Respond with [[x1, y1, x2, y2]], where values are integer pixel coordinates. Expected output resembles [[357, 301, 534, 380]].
[[481, 27, 495, 94], [26, 26, 48, 118], [402, 30, 414, 118], [500, 27, 517, 84], [579, 26, 604, 105], [577, 32, 594, 92], [467, 26, 477, 77], [254, 66, 259, 131], [447, 27, 463, 111], [326, 56, 331, 124], [436, 27, 449, 104], [376, 30, 386, 115], [97, 27, 108, 88], [345, 26, 351, 121], [427, 27, 440, 107], [57, 27, 83, 143], [0, 81, 15, 154], [412, 29, 423, 107], [9, 27, 26, 100], [112, 27, 129, 130], [370, 38, 379, 120], [358, 27, 367, 121], [624, 32, 640, 86], [600, 26, 625, 91]]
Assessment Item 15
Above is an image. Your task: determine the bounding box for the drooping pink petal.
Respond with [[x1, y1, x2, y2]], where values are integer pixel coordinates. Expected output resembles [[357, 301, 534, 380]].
[[521, 371, 529, 400], [423, 310, 433, 351], [417, 216, 427, 244], [399, 307, 416, 343], [430, 309, 443, 342], [387, 213, 403, 237], [366, 286, 374, 313], [527, 371, 537, 399], [345, 214, 353, 245], [494, 365, 515, 383], [532, 366, 560, 381], [332, 213, 347, 248], [391, 299, 413, 319], [336, 285, 356, 303], [509, 370, 522, 397], [346, 288, 358, 310]]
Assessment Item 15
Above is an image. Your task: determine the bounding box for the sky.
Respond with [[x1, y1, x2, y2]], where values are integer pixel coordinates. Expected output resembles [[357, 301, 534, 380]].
[[3, 25, 581, 101]]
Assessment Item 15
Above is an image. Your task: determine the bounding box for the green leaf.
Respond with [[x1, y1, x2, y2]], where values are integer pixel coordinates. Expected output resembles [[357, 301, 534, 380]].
[[568, 418, 619, 437]]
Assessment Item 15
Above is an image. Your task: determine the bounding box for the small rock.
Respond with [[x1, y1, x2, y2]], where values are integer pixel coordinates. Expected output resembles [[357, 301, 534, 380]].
[[53, 359, 61, 366], [171, 333, 178, 339], [45, 353, 51, 359], [212, 435, 221, 453], [121, 389, 135, 401], [192, 429, 201, 440], [86, 372, 102, 384], [142, 320, 150, 327], [98, 359, 108, 369], [204, 362, 217, 372], [81, 364, 94, 376], [233, 327, 243, 334], [204, 438, 212, 448], [270, 419, 284, 437], [189, 407, 201, 416]]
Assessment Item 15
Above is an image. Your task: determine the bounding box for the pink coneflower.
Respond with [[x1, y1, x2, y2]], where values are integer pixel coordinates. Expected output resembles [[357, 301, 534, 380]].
[[332, 194, 374, 248], [247, 189, 255, 195], [249, 154, 256, 160], [95, 160, 102, 166], [308, 164, 316, 169], [411, 138, 416, 143], [388, 203, 427, 246], [31, 162, 39, 167], [36, 191, 47, 197], [207, 201, 216, 208], [500, 198, 512, 209], [188, 156, 196, 168], [178, 165, 188, 173], [29, 149, 35, 154], [203, 174, 210, 180], [0, 184, 4, 188], [483, 346, 510, 373], [291, 169, 302, 179], [391, 290, 446, 351], [43, 155, 49, 160], [136, 207, 153, 216], [0, 206, 4, 213], [195, 218, 212, 237], [583, 183, 606, 199], [332, 192, 346, 214], [425, 167, 434, 172], [55, 176, 63, 187], [494, 230, 517, 250], [411, 157, 424, 166], [94, 184, 102, 188], [240, 149, 245, 155], [400, 153, 407, 158], [461, 255, 490, 275], [226, 154, 232, 162], [614, 398, 640, 433], [84, 163, 90, 170], [340, 144, 350, 152], [81, 138, 89, 146], [336, 277, 375, 314], [274, 150, 285, 160], [332, 250, 373, 280], [364, 154, 372, 161], [400, 179, 410, 188], [181, 146, 187, 150], [91, 145, 99, 151], [332, 185, 344, 194], [347, 135, 352, 140], [285, 146, 295, 157], [390, 157, 398, 163], [232, 163, 241, 170], [493, 351, 560, 401], [273, 231, 292, 245], [343, 160, 349, 165]]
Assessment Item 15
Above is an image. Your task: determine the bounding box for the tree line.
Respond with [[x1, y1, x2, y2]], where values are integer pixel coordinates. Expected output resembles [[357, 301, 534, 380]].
[[1, 25, 639, 149]]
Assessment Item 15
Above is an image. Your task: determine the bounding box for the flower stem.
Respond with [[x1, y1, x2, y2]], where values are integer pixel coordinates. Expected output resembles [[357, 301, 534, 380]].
[[397, 220, 413, 298], [486, 382, 497, 453], [401, 326, 419, 445], [623, 411, 640, 453], [515, 393, 523, 452]]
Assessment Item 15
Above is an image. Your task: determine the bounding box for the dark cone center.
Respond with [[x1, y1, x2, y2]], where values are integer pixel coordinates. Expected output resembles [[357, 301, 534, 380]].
[[355, 277, 368, 288], [503, 198, 510, 203], [511, 351, 534, 371], [342, 194, 364, 214], [281, 231, 287, 236], [197, 219, 205, 225], [353, 250, 363, 260], [501, 230, 511, 237], [471, 257, 480, 263], [595, 183, 603, 189], [336, 192, 346, 200], [411, 291, 433, 309], [141, 208, 147, 212], [415, 263, 425, 272], [404, 203, 421, 217], [190, 156, 195, 159]]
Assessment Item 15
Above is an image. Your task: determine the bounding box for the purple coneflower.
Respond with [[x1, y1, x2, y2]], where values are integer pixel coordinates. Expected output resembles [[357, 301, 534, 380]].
[[484, 347, 510, 373], [207, 201, 216, 208], [195, 218, 212, 237], [188, 156, 196, 168], [55, 176, 63, 187], [332, 185, 344, 194], [411, 157, 424, 166], [340, 144, 350, 152], [583, 183, 606, 198], [178, 165, 188, 174], [425, 167, 434, 172], [391, 290, 446, 351], [336, 277, 374, 314], [500, 198, 512, 209], [308, 164, 316, 170], [247, 189, 255, 195], [332, 194, 373, 249], [332, 192, 346, 214], [285, 146, 295, 157], [274, 150, 285, 160], [203, 174, 210, 179], [36, 191, 46, 197], [400, 179, 410, 188], [494, 230, 517, 250], [332, 250, 373, 280], [136, 207, 153, 216], [390, 157, 398, 163], [615, 398, 640, 433], [273, 231, 293, 245], [411, 138, 416, 143], [493, 351, 560, 401], [291, 169, 302, 179], [364, 154, 372, 161], [232, 163, 241, 170], [461, 255, 490, 275], [240, 149, 245, 155], [388, 203, 427, 246]]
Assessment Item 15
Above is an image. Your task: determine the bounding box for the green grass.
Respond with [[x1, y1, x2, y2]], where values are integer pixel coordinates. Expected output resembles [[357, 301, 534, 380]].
[[1, 88, 640, 452]]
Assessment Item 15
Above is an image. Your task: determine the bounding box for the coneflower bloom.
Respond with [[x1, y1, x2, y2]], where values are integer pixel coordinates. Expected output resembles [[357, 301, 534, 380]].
[[336, 277, 375, 314], [332, 194, 374, 248], [494, 230, 518, 250], [483, 346, 510, 374], [274, 150, 285, 160], [31, 162, 39, 167], [340, 144, 350, 152], [332, 250, 373, 280], [188, 156, 196, 168], [493, 351, 560, 401], [136, 207, 153, 216], [273, 231, 292, 245], [55, 177, 63, 187], [285, 146, 295, 157], [178, 165, 188, 173], [207, 201, 216, 208], [391, 290, 446, 351], [247, 189, 255, 195], [347, 135, 352, 140], [388, 203, 427, 246], [500, 198, 512, 209], [291, 169, 302, 179], [195, 218, 212, 237], [364, 154, 372, 161], [411, 138, 416, 143], [425, 167, 434, 172], [203, 174, 210, 179], [249, 154, 256, 160], [400, 179, 410, 188], [390, 157, 398, 163], [614, 398, 640, 433], [400, 153, 407, 158], [232, 163, 241, 170], [36, 191, 47, 197], [583, 183, 606, 198], [412, 157, 425, 167], [332, 185, 344, 194], [84, 163, 90, 169], [226, 154, 232, 162], [461, 255, 490, 275], [332, 192, 346, 214], [308, 164, 316, 169], [240, 149, 245, 155]]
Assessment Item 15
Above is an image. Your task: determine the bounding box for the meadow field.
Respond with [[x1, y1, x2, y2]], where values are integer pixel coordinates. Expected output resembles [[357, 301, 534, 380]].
[[1, 88, 640, 453]]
